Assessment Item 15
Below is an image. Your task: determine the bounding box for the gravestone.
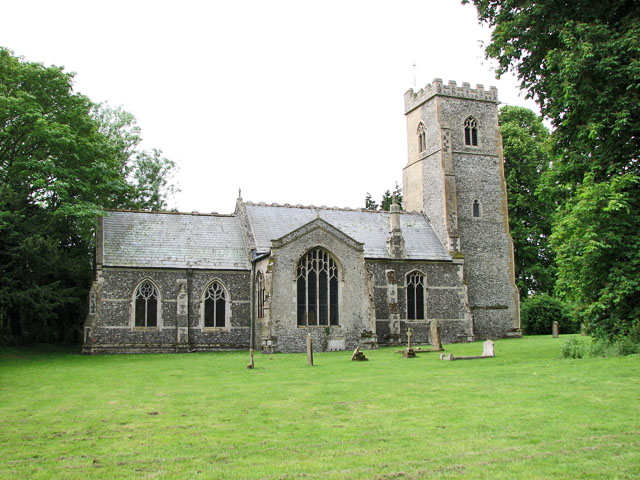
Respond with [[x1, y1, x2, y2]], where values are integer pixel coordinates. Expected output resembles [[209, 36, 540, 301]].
[[403, 328, 417, 358], [307, 334, 314, 366], [430, 319, 443, 352], [482, 340, 494, 357], [552, 321, 559, 338], [351, 346, 368, 361]]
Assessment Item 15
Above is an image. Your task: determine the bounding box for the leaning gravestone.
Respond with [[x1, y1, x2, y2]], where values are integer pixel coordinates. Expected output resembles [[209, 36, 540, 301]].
[[552, 321, 559, 338], [430, 319, 444, 352]]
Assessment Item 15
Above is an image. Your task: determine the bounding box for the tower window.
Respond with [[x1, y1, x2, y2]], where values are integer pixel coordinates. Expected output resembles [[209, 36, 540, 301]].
[[417, 123, 426, 153], [297, 247, 339, 326], [473, 199, 481, 218], [406, 271, 425, 320], [464, 117, 478, 146]]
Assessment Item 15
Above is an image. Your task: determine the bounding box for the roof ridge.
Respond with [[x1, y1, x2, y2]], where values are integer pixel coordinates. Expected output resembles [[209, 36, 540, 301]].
[[106, 209, 235, 218], [243, 201, 422, 214]]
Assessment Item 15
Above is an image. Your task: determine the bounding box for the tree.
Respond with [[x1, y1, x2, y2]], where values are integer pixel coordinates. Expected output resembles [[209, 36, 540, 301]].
[[0, 48, 178, 344], [465, 0, 640, 338], [365, 183, 403, 211], [499, 106, 556, 297]]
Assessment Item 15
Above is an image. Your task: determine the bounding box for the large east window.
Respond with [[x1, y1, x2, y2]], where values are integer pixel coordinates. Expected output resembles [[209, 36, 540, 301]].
[[297, 247, 339, 326], [406, 271, 425, 320], [134, 280, 159, 327]]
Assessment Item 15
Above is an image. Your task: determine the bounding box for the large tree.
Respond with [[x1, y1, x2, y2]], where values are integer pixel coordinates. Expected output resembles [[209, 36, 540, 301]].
[[0, 48, 177, 343], [499, 105, 555, 298], [465, 0, 640, 338]]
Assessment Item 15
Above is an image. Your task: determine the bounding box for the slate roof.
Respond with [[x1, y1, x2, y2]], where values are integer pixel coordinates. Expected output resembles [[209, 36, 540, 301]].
[[102, 211, 250, 270], [243, 203, 451, 261]]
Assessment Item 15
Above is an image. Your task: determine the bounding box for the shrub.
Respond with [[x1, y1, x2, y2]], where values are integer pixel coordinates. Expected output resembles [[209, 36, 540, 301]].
[[521, 294, 577, 335], [561, 337, 587, 359]]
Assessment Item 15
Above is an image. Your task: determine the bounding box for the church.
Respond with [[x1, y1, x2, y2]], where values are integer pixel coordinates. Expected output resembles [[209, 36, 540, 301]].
[[82, 79, 521, 354]]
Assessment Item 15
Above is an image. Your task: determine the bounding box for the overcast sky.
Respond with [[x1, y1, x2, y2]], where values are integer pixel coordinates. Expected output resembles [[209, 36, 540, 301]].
[[2, 0, 539, 213]]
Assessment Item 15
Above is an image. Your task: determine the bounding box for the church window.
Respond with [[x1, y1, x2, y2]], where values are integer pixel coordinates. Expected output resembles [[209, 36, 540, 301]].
[[203, 281, 227, 327], [417, 123, 426, 153], [464, 116, 478, 146], [134, 280, 159, 327], [296, 247, 339, 326], [406, 271, 425, 320], [257, 271, 265, 319], [473, 199, 481, 218]]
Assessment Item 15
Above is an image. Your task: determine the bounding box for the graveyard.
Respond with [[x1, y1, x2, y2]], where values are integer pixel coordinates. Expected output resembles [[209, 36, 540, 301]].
[[1, 335, 638, 479]]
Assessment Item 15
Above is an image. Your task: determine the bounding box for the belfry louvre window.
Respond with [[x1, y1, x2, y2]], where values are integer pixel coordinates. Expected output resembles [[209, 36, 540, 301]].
[[257, 271, 265, 319], [135, 280, 158, 327], [464, 116, 478, 146], [406, 271, 425, 320], [297, 247, 339, 326], [204, 281, 226, 327], [418, 123, 426, 153]]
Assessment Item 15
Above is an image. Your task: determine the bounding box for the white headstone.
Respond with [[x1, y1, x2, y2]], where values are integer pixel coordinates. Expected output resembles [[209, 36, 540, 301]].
[[482, 340, 495, 357]]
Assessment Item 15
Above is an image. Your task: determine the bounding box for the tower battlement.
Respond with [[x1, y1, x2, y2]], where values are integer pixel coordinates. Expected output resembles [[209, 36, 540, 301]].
[[404, 79, 498, 113]]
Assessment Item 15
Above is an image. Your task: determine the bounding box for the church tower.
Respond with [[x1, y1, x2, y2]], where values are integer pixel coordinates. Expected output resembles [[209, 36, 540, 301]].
[[403, 79, 520, 338]]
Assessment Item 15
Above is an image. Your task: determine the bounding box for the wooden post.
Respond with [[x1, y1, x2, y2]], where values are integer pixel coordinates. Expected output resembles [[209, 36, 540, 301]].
[[307, 334, 314, 366], [552, 321, 559, 338], [247, 349, 255, 369]]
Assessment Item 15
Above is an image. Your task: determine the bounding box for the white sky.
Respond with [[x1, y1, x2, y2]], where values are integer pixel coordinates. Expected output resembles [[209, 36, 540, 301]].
[[1, 0, 539, 214]]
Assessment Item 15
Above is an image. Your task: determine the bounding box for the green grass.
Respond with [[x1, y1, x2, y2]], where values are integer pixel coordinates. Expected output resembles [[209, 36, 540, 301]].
[[1, 336, 639, 479]]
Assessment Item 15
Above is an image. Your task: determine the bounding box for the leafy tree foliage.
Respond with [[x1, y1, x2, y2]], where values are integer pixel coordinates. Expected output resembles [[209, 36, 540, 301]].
[[499, 106, 555, 297], [365, 183, 403, 211], [465, 0, 640, 339], [0, 48, 177, 344], [521, 294, 576, 335]]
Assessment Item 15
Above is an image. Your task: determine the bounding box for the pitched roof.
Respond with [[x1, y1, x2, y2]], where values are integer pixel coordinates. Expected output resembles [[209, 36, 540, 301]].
[[102, 211, 250, 270], [243, 203, 450, 261]]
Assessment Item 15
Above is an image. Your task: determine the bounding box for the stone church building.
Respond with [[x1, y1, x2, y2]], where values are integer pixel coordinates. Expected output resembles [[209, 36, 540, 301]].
[[83, 79, 521, 354]]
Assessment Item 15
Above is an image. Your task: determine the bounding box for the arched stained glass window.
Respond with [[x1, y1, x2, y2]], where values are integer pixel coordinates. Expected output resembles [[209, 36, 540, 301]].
[[464, 116, 478, 146], [135, 280, 158, 327], [406, 271, 425, 320], [204, 281, 227, 327], [297, 248, 339, 326], [418, 123, 426, 153]]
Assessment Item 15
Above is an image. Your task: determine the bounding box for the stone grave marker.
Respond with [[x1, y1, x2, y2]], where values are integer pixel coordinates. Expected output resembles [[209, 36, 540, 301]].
[[403, 328, 417, 358], [430, 319, 443, 352], [307, 333, 314, 366], [552, 321, 559, 338]]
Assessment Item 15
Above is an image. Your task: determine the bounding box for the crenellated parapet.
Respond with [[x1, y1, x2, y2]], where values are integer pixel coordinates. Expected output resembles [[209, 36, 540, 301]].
[[404, 79, 498, 113]]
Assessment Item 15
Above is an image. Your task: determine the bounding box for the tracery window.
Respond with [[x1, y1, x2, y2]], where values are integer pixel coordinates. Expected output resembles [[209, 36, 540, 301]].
[[296, 247, 339, 326], [464, 116, 478, 146], [473, 199, 481, 218], [134, 280, 158, 327], [406, 271, 425, 320], [417, 122, 426, 153], [256, 271, 265, 319], [203, 281, 227, 327]]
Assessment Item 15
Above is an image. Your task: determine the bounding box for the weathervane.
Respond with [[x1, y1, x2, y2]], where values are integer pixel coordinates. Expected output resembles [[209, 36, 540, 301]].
[[412, 61, 417, 87]]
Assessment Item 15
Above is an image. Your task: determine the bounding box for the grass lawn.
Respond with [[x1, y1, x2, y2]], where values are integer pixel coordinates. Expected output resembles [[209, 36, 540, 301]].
[[1, 336, 639, 479]]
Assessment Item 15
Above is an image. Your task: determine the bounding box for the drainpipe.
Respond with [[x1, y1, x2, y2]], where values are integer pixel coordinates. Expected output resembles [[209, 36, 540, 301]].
[[187, 268, 193, 350], [249, 258, 255, 351]]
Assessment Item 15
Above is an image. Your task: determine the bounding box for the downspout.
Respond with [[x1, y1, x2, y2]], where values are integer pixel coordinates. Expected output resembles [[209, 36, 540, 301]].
[[187, 268, 193, 351], [249, 257, 255, 351]]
